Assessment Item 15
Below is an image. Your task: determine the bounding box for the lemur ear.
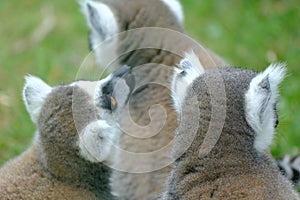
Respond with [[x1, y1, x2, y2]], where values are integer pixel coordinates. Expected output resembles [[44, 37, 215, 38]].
[[171, 51, 205, 113], [245, 63, 286, 153], [160, 0, 184, 24], [23, 75, 52, 124], [79, 0, 118, 50]]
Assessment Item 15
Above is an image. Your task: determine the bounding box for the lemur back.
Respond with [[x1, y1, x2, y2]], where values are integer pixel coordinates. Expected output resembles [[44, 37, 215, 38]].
[[80, 1, 226, 199], [161, 52, 300, 199]]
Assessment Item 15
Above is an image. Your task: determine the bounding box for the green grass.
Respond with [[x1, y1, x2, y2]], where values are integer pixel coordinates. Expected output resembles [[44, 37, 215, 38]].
[[183, 0, 300, 157], [0, 0, 299, 166]]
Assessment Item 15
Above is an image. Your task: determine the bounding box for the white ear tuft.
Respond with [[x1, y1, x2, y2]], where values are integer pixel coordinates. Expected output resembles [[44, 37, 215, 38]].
[[245, 63, 286, 153], [23, 75, 52, 124], [160, 0, 184, 24], [171, 51, 205, 113], [181, 50, 205, 77], [79, 0, 118, 50]]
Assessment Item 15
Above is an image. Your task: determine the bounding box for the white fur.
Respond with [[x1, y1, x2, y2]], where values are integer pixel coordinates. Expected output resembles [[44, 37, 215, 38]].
[[94, 74, 113, 98], [181, 51, 205, 78], [161, 0, 184, 23], [171, 51, 205, 113], [23, 75, 52, 124], [94, 74, 113, 114], [171, 67, 186, 114], [71, 80, 99, 101], [80, 0, 118, 50], [245, 63, 286, 153], [79, 120, 119, 163]]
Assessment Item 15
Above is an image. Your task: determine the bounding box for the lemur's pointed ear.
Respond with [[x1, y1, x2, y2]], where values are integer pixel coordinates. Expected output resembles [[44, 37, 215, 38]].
[[23, 75, 52, 124], [245, 63, 286, 153], [171, 51, 205, 113], [79, 0, 118, 50], [160, 0, 184, 24]]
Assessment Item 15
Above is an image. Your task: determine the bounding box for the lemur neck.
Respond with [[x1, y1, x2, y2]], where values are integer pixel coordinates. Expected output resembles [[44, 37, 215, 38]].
[[62, 162, 114, 199], [116, 29, 225, 69], [167, 126, 274, 198], [38, 148, 114, 199], [119, 48, 178, 68]]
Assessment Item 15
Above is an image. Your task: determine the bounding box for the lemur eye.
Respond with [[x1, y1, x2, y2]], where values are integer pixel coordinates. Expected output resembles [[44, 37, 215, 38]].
[[110, 96, 116, 109], [101, 95, 117, 111]]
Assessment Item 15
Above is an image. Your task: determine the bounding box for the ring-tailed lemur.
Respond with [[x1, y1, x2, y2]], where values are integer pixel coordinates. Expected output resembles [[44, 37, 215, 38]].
[[81, 1, 299, 196], [80, 1, 226, 199], [0, 68, 132, 199], [80, 0, 225, 70], [160, 51, 300, 199]]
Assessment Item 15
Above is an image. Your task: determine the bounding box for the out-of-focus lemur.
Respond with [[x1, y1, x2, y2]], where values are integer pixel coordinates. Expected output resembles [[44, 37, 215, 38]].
[[80, 0, 226, 199], [160, 52, 299, 199]]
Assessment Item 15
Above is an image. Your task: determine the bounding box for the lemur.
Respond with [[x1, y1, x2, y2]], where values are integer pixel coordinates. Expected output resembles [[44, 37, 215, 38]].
[[81, 0, 299, 198], [159, 52, 300, 199], [80, 0, 226, 199], [0, 67, 131, 199]]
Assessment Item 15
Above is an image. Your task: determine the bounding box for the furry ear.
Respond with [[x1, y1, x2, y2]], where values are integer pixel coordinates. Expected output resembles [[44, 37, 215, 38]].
[[78, 120, 119, 163], [171, 51, 205, 113], [160, 0, 184, 24], [79, 0, 118, 50], [23, 75, 52, 124], [245, 63, 286, 153]]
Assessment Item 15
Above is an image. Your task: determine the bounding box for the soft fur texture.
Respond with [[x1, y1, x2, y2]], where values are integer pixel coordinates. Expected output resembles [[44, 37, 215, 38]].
[[245, 64, 286, 153], [0, 76, 119, 199], [171, 51, 205, 113], [81, 0, 226, 199], [162, 55, 300, 199]]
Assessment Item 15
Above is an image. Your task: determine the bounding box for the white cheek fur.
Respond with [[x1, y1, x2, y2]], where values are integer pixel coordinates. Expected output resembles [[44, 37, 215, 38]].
[[78, 120, 120, 163]]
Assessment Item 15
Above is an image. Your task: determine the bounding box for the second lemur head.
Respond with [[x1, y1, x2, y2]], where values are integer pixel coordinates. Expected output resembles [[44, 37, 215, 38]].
[[171, 51, 286, 156]]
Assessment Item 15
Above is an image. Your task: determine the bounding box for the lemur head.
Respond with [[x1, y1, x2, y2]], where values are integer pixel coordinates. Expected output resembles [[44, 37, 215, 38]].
[[22, 75, 120, 180], [94, 65, 134, 124], [171, 51, 286, 155], [80, 0, 184, 51]]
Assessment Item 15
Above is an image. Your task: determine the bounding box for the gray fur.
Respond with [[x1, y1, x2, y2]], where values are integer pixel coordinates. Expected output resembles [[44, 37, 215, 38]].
[[0, 77, 116, 199], [163, 66, 300, 199], [82, 1, 226, 199]]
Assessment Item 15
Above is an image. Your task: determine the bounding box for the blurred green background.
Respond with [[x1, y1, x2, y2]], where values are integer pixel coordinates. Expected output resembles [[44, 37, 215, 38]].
[[0, 0, 299, 166]]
